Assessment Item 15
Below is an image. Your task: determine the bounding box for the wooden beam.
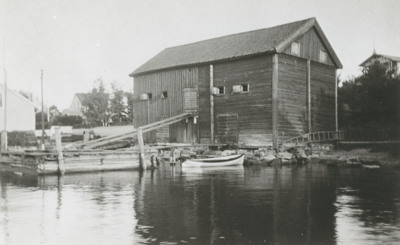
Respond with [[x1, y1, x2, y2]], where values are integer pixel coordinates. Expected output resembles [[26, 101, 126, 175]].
[[210, 64, 214, 143], [55, 127, 65, 175], [272, 54, 279, 148], [137, 127, 146, 170], [84, 113, 191, 149], [72, 113, 191, 149], [307, 60, 311, 133], [335, 69, 338, 131], [0, 131, 7, 152]]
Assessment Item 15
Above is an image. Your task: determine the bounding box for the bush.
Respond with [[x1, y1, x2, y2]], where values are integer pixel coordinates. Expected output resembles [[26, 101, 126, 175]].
[[7, 131, 37, 147]]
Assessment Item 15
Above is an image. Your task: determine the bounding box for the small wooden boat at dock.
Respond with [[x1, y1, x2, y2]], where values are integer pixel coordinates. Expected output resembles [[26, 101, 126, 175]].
[[181, 154, 244, 168]]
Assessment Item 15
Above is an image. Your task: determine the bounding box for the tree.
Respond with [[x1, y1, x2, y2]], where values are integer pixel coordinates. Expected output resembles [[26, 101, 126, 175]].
[[125, 91, 134, 123], [338, 62, 400, 138], [53, 114, 83, 126], [35, 111, 50, 129], [82, 78, 110, 126], [49, 105, 61, 122], [109, 82, 128, 125]]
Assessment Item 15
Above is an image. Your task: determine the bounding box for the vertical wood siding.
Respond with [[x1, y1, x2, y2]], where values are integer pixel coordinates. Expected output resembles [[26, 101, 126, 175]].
[[211, 56, 273, 146], [198, 65, 211, 143], [283, 27, 335, 66], [133, 68, 198, 142], [277, 54, 308, 140], [310, 61, 336, 132]]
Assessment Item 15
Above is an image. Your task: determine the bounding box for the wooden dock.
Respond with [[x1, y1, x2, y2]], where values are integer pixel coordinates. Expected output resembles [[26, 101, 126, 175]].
[[0, 149, 152, 175], [0, 115, 196, 176]]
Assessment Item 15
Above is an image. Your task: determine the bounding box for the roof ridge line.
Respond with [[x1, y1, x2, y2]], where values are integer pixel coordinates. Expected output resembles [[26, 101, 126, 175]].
[[164, 17, 315, 50]]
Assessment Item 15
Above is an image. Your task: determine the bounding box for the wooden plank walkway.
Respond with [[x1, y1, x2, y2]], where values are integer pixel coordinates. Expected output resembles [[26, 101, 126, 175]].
[[281, 130, 344, 147], [70, 113, 192, 149]]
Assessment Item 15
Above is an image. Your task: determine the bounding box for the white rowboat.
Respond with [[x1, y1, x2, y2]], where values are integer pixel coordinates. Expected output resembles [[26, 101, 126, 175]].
[[181, 154, 244, 167]]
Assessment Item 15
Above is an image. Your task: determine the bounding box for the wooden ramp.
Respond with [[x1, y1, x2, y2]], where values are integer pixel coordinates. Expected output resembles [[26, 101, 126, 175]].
[[281, 130, 344, 148], [70, 113, 192, 149]]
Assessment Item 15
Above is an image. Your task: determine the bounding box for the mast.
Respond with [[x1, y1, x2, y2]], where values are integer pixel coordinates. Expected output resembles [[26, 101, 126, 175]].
[[41, 69, 45, 150], [1, 36, 7, 151]]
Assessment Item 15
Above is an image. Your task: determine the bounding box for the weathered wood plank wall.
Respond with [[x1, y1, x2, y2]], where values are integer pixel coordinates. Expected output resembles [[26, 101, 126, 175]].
[[198, 65, 211, 143], [310, 61, 336, 132], [133, 68, 198, 142], [283, 27, 334, 66], [209, 56, 273, 146], [278, 54, 308, 140]]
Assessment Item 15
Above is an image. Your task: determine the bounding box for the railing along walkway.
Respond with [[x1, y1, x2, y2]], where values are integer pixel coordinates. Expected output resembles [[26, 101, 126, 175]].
[[70, 113, 192, 149], [281, 130, 344, 146]]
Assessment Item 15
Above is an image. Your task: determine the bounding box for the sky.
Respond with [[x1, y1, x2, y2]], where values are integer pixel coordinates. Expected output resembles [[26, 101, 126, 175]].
[[1, 0, 399, 110]]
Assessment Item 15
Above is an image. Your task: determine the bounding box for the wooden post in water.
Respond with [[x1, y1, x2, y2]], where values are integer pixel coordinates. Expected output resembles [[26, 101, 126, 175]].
[[137, 127, 146, 170], [55, 127, 65, 175], [0, 131, 7, 152]]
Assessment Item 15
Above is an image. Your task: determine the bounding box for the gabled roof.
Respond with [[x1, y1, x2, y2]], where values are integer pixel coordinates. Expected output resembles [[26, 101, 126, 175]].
[[130, 17, 342, 76], [75, 93, 91, 105], [0, 84, 36, 107], [360, 53, 400, 67]]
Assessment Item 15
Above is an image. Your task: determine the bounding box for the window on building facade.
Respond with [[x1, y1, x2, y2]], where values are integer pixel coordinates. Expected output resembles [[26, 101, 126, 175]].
[[212, 86, 225, 95], [140, 93, 152, 100], [162, 91, 168, 99], [319, 50, 328, 64], [232, 84, 250, 94], [291, 42, 300, 56]]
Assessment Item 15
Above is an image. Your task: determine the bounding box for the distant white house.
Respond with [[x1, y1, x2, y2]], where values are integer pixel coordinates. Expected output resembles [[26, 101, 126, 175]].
[[63, 93, 91, 116], [0, 84, 35, 131], [360, 52, 400, 77]]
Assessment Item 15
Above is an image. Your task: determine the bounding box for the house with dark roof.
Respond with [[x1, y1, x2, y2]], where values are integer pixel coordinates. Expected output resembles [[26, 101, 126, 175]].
[[360, 52, 400, 77], [64, 93, 91, 116], [129, 17, 342, 147]]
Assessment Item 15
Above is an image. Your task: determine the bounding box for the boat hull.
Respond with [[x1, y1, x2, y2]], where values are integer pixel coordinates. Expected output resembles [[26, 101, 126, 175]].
[[182, 154, 244, 167]]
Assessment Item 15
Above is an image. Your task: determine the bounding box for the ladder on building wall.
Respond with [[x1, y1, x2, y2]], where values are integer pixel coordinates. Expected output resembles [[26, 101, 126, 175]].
[[281, 130, 344, 147], [69, 113, 192, 149]]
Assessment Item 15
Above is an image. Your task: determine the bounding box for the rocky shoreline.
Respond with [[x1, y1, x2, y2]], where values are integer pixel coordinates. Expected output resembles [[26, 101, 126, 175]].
[[156, 143, 400, 168]]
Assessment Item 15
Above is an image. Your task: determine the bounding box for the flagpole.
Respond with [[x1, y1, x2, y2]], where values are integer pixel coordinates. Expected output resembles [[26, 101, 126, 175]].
[[1, 36, 7, 152], [41, 69, 45, 150]]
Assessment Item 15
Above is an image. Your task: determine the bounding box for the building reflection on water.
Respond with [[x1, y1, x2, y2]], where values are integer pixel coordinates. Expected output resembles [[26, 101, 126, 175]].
[[1, 164, 400, 244]]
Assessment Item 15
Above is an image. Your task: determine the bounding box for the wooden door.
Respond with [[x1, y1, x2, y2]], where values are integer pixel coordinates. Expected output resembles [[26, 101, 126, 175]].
[[183, 87, 198, 114], [217, 114, 238, 144], [183, 87, 198, 143]]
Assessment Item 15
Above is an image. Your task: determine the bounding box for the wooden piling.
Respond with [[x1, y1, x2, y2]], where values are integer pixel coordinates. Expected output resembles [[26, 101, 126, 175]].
[[83, 131, 89, 143], [0, 131, 7, 152], [55, 127, 65, 175], [137, 127, 146, 169]]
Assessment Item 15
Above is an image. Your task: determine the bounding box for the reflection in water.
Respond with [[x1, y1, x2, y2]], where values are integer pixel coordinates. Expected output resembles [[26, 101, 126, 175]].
[[0, 164, 399, 244], [334, 168, 400, 244]]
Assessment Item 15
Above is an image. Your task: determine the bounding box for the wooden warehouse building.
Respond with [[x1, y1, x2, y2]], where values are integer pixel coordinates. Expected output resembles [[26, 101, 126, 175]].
[[129, 17, 342, 147]]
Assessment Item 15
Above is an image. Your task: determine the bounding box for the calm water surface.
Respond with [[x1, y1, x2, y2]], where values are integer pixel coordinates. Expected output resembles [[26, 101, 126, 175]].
[[1, 163, 400, 244]]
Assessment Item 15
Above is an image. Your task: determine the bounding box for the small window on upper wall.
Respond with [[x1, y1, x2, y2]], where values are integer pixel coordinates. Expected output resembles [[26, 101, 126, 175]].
[[162, 91, 168, 99], [242, 84, 249, 93], [291, 42, 300, 56], [232, 84, 250, 94], [140, 93, 152, 100], [212, 86, 225, 95], [320, 50, 328, 64]]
